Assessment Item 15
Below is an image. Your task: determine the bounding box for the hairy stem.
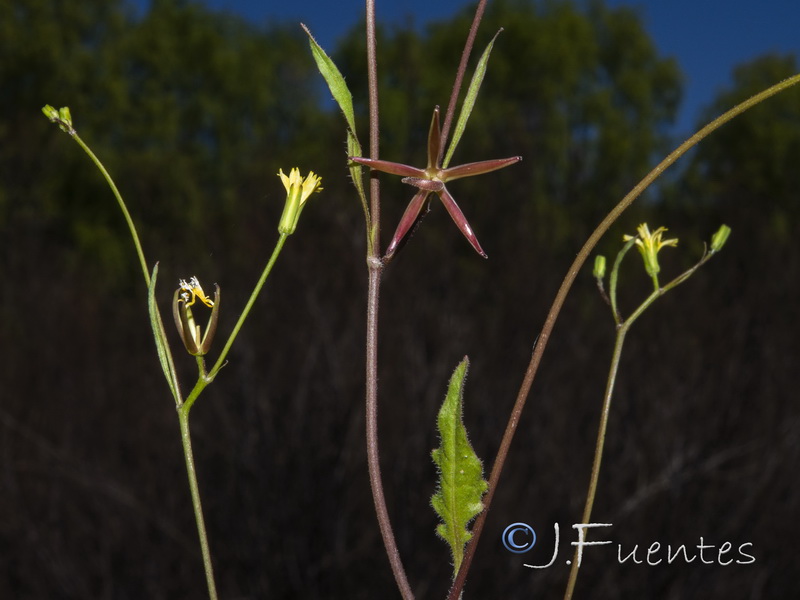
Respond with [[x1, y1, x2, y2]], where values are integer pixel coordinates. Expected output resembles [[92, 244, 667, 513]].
[[448, 70, 800, 600], [366, 263, 415, 600], [363, 0, 414, 598]]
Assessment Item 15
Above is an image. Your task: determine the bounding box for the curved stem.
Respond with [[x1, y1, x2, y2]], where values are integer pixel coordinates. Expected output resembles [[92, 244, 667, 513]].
[[366, 263, 415, 600], [70, 133, 150, 287], [178, 405, 219, 600], [447, 70, 800, 600], [609, 239, 637, 325]]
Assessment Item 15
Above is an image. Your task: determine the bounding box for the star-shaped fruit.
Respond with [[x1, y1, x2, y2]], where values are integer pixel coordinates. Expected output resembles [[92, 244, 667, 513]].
[[350, 107, 521, 258]]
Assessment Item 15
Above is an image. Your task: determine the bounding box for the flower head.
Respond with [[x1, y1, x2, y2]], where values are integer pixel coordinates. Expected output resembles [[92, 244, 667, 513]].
[[42, 104, 75, 134], [277, 168, 323, 235], [623, 224, 678, 277], [350, 106, 521, 259], [173, 276, 220, 356]]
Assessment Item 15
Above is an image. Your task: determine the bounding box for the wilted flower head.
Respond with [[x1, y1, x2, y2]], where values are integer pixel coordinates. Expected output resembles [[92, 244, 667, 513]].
[[173, 276, 220, 356]]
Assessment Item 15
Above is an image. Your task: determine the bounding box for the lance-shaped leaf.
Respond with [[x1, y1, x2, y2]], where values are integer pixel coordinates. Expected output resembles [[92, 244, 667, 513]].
[[302, 23, 356, 136], [442, 29, 503, 169], [431, 356, 488, 577], [302, 24, 369, 229], [148, 263, 181, 406]]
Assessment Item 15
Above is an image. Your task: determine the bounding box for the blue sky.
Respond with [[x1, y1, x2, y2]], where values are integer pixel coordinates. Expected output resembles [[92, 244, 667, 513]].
[[132, 0, 800, 135]]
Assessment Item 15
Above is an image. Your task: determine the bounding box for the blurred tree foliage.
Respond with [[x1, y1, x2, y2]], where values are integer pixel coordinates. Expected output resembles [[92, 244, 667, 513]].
[[1, 0, 798, 597], [1, 0, 326, 285], [681, 54, 800, 246]]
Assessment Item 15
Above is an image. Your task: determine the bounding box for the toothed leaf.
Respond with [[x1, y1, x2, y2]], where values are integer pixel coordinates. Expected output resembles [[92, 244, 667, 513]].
[[431, 356, 488, 577]]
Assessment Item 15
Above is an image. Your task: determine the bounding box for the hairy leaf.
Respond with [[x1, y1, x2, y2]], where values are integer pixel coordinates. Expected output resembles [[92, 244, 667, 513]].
[[431, 356, 488, 577]]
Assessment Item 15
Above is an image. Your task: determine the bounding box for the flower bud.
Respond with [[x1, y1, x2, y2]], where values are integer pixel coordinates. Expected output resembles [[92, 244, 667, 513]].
[[42, 105, 59, 121], [710, 225, 731, 253], [42, 104, 74, 133], [593, 255, 607, 280]]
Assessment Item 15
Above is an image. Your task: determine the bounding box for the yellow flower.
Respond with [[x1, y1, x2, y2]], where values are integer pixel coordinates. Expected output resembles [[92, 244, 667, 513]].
[[623, 224, 678, 277], [277, 168, 323, 234]]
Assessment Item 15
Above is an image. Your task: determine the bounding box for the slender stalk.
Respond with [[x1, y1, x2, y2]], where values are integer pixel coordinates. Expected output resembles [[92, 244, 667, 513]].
[[56, 114, 294, 600], [171, 233, 289, 597], [439, 0, 489, 163], [70, 133, 150, 287], [609, 239, 636, 326], [562, 321, 629, 600], [206, 233, 288, 382], [365, 0, 381, 251], [448, 70, 800, 600], [178, 405, 219, 600], [363, 0, 414, 597], [564, 248, 712, 597], [367, 264, 415, 600]]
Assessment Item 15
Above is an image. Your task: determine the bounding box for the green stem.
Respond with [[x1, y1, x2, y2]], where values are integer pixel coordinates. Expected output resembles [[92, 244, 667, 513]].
[[178, 232, 287, 417], [609, 239, 637, 325], [564, 245, 721, 598], [171, 233, 289, 598], [70, 133, 150, 287], [649, 272, 660, 293], [563, 318, 628, 600], [178, 404, 219, 600], [563, 287, 659, 600], [205, 233, 288, 384]]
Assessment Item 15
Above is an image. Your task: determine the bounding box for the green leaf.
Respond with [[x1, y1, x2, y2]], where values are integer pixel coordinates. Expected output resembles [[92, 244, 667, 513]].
[[347, 129, 370, 230], [443, 29, 503, 169], [302, 24, 369, 231], [302, 23, 358, 139], [148, 263, 182, 405], [431, 356, 488, 577]]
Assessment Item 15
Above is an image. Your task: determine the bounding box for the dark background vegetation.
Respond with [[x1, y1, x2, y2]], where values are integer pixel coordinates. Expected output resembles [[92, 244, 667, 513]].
[[2, 0, 799, 597]]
